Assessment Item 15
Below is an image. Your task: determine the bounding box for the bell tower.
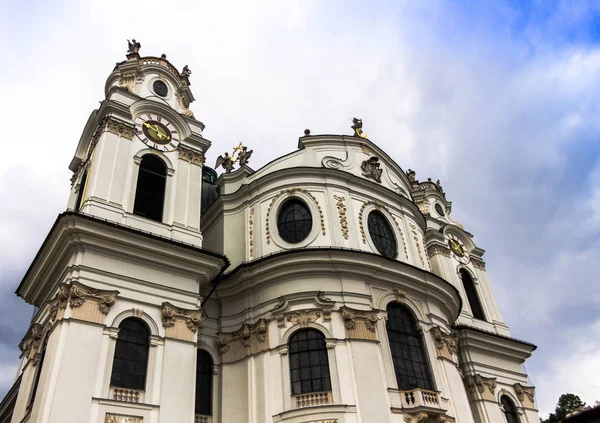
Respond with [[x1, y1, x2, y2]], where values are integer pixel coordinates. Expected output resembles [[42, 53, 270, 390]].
[[68, 40, 209, 246]]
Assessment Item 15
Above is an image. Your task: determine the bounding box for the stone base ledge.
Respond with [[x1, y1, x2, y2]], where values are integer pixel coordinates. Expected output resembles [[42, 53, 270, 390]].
[[273, 404, 357, 423]]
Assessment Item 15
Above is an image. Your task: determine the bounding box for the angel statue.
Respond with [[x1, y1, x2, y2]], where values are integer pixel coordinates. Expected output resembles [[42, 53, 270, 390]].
[[351, 117, 367, 138], [127, 39, 141, 54], [237, 146, 253, 166], [215, 152, 235, 173]]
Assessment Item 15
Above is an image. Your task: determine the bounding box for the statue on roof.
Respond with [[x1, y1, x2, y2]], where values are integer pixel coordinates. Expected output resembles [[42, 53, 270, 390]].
[[351, 117, 368, 138], [406, 169, 416, 182], [182, 65, 192, 77], [237, 146, 253, 166], [127, 39, 141, 54], [215, 152, 235, 173]]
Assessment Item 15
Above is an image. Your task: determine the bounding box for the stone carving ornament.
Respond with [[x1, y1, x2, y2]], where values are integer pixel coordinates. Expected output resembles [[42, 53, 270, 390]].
[[361, 157, 383, 182], [161, 302, 205, 332], [430, 326, 458, 355], [287, 310, 321, 328], [341, 307, 378, 332], [19, 323, 43, 359], [106, 413, 143, 423], [178, 146, 205, 165], [48, 281, 119, 321], [218, 319, 268, 354], [464, 374, 497, 397], [513, 383, 536, 403]]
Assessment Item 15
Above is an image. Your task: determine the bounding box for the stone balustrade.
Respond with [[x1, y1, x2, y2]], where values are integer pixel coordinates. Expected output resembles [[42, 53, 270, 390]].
[[110, 386, 144, 403], [293, 391, 333, 408], [401, 389, 441, 410]]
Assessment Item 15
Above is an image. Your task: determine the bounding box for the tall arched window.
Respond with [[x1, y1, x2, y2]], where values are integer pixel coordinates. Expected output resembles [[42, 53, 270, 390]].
[[133, 154, 167, 222], [289, 329, 331, 395], [459, 269, 486, 320], [75, 170, 88, 210], [501, 395, 520, 423], [386, 303, 434, 391], [110, 318, 150, 390], [195, 350, 213, 416]]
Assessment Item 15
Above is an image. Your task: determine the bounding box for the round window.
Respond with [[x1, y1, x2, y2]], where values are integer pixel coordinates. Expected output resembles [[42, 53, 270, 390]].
[[368, 211, 397, 258], [435, 203, 445, 216], [277, 199, 313, 243], [153, 80, 168, 97]]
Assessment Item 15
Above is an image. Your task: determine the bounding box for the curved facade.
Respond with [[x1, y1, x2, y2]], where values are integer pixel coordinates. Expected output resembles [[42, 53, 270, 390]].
[[1, 44, 539, 423]]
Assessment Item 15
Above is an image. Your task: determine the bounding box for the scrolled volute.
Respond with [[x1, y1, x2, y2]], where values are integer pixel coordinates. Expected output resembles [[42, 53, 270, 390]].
[[161, 302, 205, 333]]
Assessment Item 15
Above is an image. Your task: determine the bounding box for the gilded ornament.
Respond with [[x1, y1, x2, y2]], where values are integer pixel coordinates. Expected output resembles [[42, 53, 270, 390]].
[[248, 207, 255, 258], [333, 195, 349, 240]]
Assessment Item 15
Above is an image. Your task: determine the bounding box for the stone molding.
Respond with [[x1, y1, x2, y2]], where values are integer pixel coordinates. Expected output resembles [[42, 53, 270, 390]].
[[430, 326, 458, 362], [427, 244, 451, 258], [218, 319, 269, 362], [340, 306, 378, 341], [464, 374, 497, 401], [333, 195, 349, 240], [48, 281, 119, 324], [178, 145, 205, 165], [103, 116, 136, 140], [105, 413, 143, 423], [394, 288, 408, 303], [471, 257, 486, 271], [161, 302, 205, 342], [513, 383, 536, 409], [19, 323, 43, 360]]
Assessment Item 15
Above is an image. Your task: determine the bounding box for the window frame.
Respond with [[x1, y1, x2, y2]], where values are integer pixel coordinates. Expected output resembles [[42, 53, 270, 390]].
[[459, 268, 486, 321], [109, 317, 151, 391], [277, 198, 313, 244], [500, 395, 520, 423], [385, 302, 435, 391], [195, 349, 213, 416], [288, 328, 332, 395], [132, 154, 168, 223], [367, 210, 398, 258]]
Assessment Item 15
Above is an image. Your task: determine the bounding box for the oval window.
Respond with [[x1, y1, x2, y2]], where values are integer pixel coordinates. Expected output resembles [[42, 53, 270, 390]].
[[277, 199, 312, 243], [153, 80, 168, 97], [368, 211, 397, 258]]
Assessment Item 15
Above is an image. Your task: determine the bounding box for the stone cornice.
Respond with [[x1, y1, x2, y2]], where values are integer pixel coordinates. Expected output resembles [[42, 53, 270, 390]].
[[471, 256, 486, 270], [427, 244, 451, 258]]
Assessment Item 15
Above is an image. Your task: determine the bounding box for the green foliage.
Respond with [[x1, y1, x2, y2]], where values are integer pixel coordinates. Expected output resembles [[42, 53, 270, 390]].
[[542, 393, 586, 423]]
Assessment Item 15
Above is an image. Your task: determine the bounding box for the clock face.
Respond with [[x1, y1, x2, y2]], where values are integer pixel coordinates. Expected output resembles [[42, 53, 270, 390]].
[[134, 113, 180, 152], [446, 235, 470, 264]]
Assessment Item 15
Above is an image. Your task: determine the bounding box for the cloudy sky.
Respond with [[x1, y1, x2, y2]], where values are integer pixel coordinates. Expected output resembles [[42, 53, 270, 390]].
[[1, 0, 599, 417]]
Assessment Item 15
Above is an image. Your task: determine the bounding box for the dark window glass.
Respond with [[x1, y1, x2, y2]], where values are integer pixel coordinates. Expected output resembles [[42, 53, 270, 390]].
[[153, 80, 168, 97], [195, 350, 213, 416], [110, 318, 150, 390], [277, 199, 312, 243], [76, 171, 88, 210], [386, 303, 434, 391], [460, 269, 486, 320], [501, 396, 520, 423], [435, 203, 445, 216], [368, 211, 397, 258], [289, 329, 331, 394], [133, 155, 167, 222], [28, 342, 47, 408]]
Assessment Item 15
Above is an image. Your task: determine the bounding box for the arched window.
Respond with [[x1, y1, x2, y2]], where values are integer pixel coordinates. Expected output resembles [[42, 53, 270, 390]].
[[289, 329, 331, 394], [459, 269, 486, 320], [195, 350, 213, 416], [386, 303, 434, 391], [110, 318, 150, 390], [133, 154, 167, 222], [367, 211, 397, 258], [501, 395, 520, 423], [75, 170, 88, 210]]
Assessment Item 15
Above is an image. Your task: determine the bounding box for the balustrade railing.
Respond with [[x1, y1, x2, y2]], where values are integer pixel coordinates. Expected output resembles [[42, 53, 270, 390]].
[[194, 415, 211, 423], [110, 386, 144, 403], [293, 391, 333, 408], [401, 388, 441, 409]]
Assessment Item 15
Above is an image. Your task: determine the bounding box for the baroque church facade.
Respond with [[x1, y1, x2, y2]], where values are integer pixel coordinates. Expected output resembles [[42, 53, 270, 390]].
[[0, 43, 539, 423]]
